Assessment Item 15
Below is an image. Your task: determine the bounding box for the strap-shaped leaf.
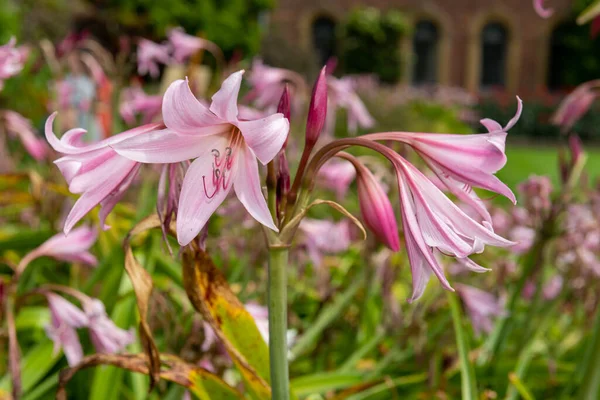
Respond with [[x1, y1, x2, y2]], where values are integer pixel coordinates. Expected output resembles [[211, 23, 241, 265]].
[[578, 0, 600, 24], [182, 249, 271, 399]]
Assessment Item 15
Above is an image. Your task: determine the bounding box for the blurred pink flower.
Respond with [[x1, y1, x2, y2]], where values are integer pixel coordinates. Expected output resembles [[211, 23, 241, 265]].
[[0, 37, 28, 90], [317, 158, 356, 199], [246, 58, 307, 111], [456, 284, 506, 335], [245, 302, 269, 342], [552, 81, 598, 133], [543, 275, 563, 300], [517, 175, 553, 214], [45, 293, 88, 366], [83, 299, 135, 354], [299, 219, 352, 267], [509, 226, 536, 254], [25, 226, 98, 267], [112, 71, 289, 245], [326, 75, 375, 135], [137, 39, 171, 78], [45, 113, 162, 233], [3, 110, 48, 161], [533, 0, 554, 18], [120, 87, 163, 125], [168, 28, 223, 64]]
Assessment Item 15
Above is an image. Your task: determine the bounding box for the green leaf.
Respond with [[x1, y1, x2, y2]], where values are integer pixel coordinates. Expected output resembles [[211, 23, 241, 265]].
[[0, 340, 60, 395], [577, 0, 600, 25], [448, 292, 478, 400], [291, 372, 364, 396], [188, 369, 245, 399]]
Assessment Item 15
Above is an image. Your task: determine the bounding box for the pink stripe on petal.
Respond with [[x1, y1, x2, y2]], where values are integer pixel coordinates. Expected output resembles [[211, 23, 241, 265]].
[[233, 145, 278, 232]]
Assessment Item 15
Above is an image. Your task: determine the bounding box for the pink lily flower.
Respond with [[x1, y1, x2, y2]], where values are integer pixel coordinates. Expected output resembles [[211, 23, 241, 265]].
[[23, 226, 98, 267], [533, 0, 554, 18], [456, 284, 506, 336], [45, 113, 162, 233], [299, 219, 352, 268], [137, 38, 171, 78], [552, 81, 598, 133], [45, 293, 88, 366], [112, 71, 289, 245], [366, 97, 522, 226], [326, 75, 375, 135], [2, 110, 48, 161], [0, 37, 28, 90], [392, 155, 514, 301], [120, 86, 163, 125], [83, 299, 135, 354], [317, 158, 357, 199], [167, 27, 223, 64], [246, 58, 307, 111]]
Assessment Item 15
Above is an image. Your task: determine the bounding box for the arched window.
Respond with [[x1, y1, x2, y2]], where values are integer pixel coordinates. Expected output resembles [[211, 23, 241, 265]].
[[412, 20, 439, 84], [312, 16, 336, 66], [481, 22, 508, 88]]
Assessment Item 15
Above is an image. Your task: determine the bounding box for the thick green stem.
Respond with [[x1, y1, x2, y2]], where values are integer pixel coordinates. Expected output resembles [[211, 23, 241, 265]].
[[268, 247, 290, 400], [448, 291, 478, 400]]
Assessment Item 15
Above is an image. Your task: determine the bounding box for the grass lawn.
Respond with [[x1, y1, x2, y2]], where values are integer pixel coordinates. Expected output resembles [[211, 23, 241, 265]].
[[497, 143, 600, 190]]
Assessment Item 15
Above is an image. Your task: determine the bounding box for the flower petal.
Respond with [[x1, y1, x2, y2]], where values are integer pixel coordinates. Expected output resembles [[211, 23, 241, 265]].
[[111, 128, 229, 163], [177, 144, 233, 245], [210, 70, 243, 122], [162, 79, 225, 134], [233, 145, 278, 231], [237, 113, 289, 164]]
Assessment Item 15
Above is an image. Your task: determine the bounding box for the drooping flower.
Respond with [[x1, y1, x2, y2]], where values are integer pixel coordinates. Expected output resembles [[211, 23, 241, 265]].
[[45, 113, 162, 233], [167, 27, 223, 64], [456, 284, 506, 335], [533, 0, 554, 19], [112, 71, 289, 245], [246, 58, 307, 111], [83, 299, 135, 354], [120, 86, 163, 125], [0, 37, 28, 90], [45, 293, 88, 366], [2, 110, 48, 161], [137, 39, 171, 78], [326, 75, 375, 135], [23, 226, 98, 267], [552, 81, 598, 133], [366, 97, 522, 226]]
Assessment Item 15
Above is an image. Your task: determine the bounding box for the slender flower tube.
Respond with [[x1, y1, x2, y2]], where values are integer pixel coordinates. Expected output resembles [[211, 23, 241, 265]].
[[455, 284, 506, 336], [533, 0, 554, 18], [168, 27, 223, 64], [137, 39, 171, 78], [21, 226, 98, 268], [45, 113, 162, 233], [112, 71, 289, 245], [2, 110, 48, 161], [45, 293, 88, 366], [339, 153, 400, 251]]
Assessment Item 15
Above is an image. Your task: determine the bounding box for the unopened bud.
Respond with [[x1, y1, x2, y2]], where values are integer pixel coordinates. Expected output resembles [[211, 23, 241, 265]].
[[305, 66, 328, 147]]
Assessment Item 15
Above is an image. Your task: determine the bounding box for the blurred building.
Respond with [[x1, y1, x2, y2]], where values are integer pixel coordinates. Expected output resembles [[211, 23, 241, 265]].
[[270, 0, 576, 96]]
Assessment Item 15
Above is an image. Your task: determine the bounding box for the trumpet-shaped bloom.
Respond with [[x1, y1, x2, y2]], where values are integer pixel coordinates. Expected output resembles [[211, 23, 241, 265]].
[[366, 97, 522, 225], [137, 39, 171, 78], [456, 284, 506, 335], [246, 58, 306, 110], [168, 28, 223, 64], [533, 0, 554, 18], [0, 37, 27, 90], [83, 299, 134, 354], [392, 154, 514, 301], [327, 75, 375, 135], [112, 71, 289, 245], [2, 110, 48, 161], [25, 226, 98, 267], [45, 293, 88, 366], [120, 86, 163, 125], [45, 113, 162, 233]]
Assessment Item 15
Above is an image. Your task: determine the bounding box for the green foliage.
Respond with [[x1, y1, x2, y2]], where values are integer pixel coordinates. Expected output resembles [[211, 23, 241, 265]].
[[339, 7, 408, 83], [99, 0, 275, 58]]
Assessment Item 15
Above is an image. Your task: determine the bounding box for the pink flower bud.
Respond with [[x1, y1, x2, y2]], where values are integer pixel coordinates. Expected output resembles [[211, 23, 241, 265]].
[[355, 162, 401, 251], [277, 84, 291, 122], [305, 66, 328, 146]]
